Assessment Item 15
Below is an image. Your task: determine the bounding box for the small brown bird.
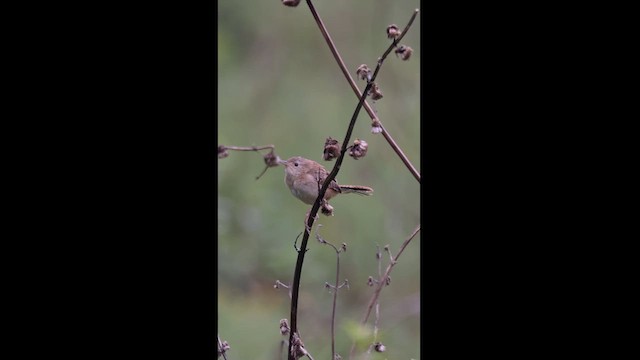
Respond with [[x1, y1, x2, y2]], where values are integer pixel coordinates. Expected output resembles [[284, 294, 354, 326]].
[[278, 156, 373, 207]]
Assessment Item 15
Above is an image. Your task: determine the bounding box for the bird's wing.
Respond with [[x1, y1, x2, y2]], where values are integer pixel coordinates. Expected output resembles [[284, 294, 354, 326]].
[[315, 169, 342, 194]]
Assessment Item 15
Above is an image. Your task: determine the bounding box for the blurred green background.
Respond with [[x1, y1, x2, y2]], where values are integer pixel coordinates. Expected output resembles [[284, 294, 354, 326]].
[[218, 1, 420, 359]]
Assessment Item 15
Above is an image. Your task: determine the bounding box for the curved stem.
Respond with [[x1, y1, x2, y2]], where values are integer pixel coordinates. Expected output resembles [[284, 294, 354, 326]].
[[288, 72, 373, 360], [288, 5, 421, 359]]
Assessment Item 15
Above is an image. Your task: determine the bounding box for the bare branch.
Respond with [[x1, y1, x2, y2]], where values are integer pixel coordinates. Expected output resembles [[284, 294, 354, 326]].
[[349, 224, 421, 359], [303, 2, 421, 183], [286, 6, 421, 359], [217, 144, 281, 179]]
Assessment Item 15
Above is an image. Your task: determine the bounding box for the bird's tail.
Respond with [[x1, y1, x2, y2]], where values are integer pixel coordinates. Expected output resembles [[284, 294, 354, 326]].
[[339, 185, 374, 196]]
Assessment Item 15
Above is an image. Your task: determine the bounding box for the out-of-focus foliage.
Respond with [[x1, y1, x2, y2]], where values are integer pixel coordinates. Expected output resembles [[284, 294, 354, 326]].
[[218, 1, 420, 359]]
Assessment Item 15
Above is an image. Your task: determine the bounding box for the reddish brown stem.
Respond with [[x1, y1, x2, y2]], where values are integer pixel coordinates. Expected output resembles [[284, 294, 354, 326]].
[[305, 1, 421, 182], [222, 145, 274, 151]]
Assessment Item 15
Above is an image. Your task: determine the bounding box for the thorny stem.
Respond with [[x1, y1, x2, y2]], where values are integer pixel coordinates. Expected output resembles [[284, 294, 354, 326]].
[[348, 224, 421, 359], [305, 1, 421, 183]]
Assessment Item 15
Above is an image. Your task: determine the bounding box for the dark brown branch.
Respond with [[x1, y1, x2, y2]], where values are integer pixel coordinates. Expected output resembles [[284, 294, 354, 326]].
[[287, 49, 378, 360], [304, 1, 421, 183], [287, 6, 421, 359]]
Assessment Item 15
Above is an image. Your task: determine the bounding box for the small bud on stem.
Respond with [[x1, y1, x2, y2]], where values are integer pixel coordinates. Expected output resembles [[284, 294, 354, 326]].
[[386, 24, 402, 40], [281, 0, 300, 7], [394, 45, 413, 60], [348, 138, 368, 160], [323, 137, 341, 161]]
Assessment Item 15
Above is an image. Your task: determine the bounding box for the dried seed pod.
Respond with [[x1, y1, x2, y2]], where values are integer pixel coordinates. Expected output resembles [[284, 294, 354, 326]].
[[281, 0, 300, 7], [218, 145, 229, 159], [291, 333, 309, 359], [367, 276, 375, 286], [323, 137, 341, 161], [386, 24, 402, 39], [218, 340, 230, 356], [356, 64, 371, 81], [369, 82, 383, 100], [321, 202, 334, 216], [394, 45, 413, 60], [263, 150, 280, 167], [371, 119, 383, 134], [349, 138, 368, 160], [279, 319, 290, 336], [374, 342, 386, 352]]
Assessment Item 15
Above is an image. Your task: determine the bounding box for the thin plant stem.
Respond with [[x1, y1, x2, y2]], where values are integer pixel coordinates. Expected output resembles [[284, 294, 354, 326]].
[[218, 144, 279, 179], [348, 224, 421, 359], [316, 226, 345, 360], [287, 6, 421, 359], [279, 340, 285, 360], [374, 303, 380, 340], [377, 246, 382, 278], [361, 225, 420, 324], [221, 145, 274, 151], [331, 249, 340, 359], [287, 51, 378, 360], [363, 303, 381, 360], [305, 0, 421, 182]]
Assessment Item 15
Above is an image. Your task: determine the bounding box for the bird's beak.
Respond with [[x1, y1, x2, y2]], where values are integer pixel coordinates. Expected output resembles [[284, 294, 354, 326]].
[[277, 158, 288, 166]]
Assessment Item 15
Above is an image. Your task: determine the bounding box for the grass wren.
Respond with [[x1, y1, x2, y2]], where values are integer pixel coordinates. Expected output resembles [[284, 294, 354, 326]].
[[277, 156, 373, 215]]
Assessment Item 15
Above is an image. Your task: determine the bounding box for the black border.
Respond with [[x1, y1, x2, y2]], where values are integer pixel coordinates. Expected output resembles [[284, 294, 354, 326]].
[[24, 1, 602, 357]]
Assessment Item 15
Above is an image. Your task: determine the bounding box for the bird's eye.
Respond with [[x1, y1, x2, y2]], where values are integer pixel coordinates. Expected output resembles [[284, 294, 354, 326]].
[[294, 162, 299, 167]]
